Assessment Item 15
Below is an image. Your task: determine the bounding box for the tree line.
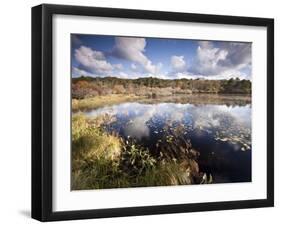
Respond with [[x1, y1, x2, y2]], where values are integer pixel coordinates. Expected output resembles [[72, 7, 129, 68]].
[[72, 76, 251, 99]]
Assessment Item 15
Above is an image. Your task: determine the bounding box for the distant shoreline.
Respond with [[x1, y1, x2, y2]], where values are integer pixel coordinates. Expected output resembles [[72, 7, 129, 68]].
[[72, 76, 251, 100], [72, 93, 251, 111]]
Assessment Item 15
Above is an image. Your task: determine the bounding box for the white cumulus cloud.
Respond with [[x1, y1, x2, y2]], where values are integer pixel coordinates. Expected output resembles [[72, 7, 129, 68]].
[[188, 41, 251, 79], [195, 41, 228, 75], [72, 67, 96, 78], [171, 55, 186, 71], [112, 37, 159, 74], [75, 45, 122, 74]]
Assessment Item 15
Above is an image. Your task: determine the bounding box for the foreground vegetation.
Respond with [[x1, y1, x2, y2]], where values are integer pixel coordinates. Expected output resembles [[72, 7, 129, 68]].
[[72, 114, 211, 190], [72, 76, 251, 99]]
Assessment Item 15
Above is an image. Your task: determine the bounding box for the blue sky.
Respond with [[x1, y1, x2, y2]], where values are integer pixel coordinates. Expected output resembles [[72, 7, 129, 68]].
[[71, 34, 252, 80]]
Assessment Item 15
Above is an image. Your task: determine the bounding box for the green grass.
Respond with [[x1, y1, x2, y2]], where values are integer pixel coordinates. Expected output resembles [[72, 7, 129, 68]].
[[71, 114, 209, 190]]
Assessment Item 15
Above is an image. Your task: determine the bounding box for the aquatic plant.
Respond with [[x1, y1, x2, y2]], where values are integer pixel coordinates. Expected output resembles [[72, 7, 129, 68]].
[[120, 138, 156, 176]]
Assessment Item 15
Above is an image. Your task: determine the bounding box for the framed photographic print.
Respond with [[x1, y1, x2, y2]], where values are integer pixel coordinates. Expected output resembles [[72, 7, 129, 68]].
[[32, 4, 274, 221]]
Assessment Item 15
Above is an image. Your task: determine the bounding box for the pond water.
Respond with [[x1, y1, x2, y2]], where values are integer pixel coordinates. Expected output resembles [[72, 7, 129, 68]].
[[83, 95, 251, 184]]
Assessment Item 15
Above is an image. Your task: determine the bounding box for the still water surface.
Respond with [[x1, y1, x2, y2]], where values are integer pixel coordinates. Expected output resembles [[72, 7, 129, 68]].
[[83, 95, 252, 183]]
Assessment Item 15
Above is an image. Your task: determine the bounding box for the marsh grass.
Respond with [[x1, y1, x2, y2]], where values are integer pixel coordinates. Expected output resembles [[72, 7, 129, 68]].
[[71, 114, 209, 190], [72, 94, 141, 111], [72, 114, 126, 189]]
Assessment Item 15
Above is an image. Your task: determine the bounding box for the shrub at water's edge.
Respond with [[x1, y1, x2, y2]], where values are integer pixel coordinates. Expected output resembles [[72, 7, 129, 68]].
[[71, 114, 212, 190]]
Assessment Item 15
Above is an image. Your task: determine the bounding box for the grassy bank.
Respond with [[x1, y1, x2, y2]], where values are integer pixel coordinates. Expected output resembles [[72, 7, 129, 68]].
[[72, 94, 141, 111], [71, 114, 209, 190]]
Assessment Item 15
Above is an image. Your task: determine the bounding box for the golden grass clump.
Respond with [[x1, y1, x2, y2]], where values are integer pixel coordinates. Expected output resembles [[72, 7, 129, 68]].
[[72, 114, 121, 162]]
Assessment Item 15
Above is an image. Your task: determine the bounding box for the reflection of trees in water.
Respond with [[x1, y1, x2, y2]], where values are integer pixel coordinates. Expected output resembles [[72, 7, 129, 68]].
[[139, 94, 251, 107]]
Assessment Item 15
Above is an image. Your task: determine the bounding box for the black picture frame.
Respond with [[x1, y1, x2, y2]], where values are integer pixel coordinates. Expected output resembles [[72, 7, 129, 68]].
[[32, 3, 274, 222]]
